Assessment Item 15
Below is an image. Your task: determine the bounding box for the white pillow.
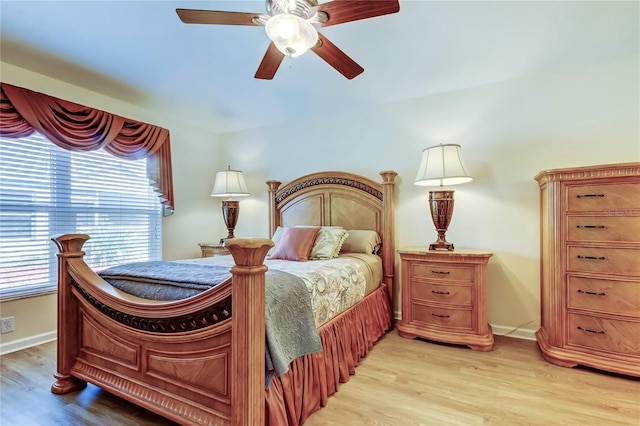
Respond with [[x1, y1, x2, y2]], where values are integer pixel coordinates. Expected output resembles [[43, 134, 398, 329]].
[[267, 226, 285, 257], [339, 230, 382, 254]]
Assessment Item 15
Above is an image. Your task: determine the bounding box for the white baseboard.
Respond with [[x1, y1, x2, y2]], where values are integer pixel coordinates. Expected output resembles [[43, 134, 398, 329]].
[[490, 324, 537, 341], [0, 331, 57, 356]]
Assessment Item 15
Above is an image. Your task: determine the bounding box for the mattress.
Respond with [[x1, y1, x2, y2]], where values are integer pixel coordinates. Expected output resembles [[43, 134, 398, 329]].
[[181, 253, 382, 327]]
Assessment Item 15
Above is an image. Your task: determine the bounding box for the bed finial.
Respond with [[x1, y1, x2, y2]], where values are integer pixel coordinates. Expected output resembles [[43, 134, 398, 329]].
[[51, 233, 90, 256], [266, 180, 282, 237], [379, 170, 397, 312], [50, 233, 92, 395]]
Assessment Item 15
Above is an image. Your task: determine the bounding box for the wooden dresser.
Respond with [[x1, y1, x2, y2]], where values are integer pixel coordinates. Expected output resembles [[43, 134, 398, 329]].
[[534, 162, 640, 377], [397, 248, 494, 351]]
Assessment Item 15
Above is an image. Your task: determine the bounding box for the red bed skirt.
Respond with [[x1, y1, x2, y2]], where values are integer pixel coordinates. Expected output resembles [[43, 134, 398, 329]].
[[265, 285, 392, 425]]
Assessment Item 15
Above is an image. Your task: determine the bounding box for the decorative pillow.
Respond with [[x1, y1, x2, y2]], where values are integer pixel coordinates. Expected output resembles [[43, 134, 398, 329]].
[[269, 227, 321, 261], [295, 226, 349, 260], [339, 230, 382, 254], [267, 226, 285, 256]]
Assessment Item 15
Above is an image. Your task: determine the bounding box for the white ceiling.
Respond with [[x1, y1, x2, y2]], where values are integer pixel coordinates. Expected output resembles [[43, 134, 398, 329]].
[[1, 1, 638, 133]]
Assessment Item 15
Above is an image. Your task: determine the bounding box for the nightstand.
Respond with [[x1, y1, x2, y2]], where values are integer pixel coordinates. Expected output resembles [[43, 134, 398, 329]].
[[397, 247, 494, 351], [198, 243, 230, 258]]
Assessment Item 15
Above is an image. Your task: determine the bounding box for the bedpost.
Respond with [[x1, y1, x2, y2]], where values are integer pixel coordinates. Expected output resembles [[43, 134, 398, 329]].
[[380, 171, 397, 311], [50, 234, 89, 394], [266, 180, 281, 237], [225, 238, 274, 426]]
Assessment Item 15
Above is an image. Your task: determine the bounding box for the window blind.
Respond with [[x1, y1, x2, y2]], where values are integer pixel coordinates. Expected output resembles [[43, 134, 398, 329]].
[[0, 132, 162, 301]]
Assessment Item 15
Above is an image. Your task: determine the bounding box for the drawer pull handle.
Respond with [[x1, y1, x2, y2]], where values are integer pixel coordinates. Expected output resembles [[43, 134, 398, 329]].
[[431, 270, 450, 275], [577, 255, 605, 260], [431, 290, 450, 295], [577, 326, 605, 335], [577, 289, 606, 296], [431, 313, 450, 318], [576, 194, 605, 198], [576, 225, 605, 229]]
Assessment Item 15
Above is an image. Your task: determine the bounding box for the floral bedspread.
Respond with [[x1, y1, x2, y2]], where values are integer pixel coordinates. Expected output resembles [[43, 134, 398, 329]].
[[264, 257, 368, 327], [185, 255, 371, 327]]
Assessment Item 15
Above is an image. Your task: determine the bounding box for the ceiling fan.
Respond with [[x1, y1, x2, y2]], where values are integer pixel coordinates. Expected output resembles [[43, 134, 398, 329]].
[[176, 0, 400, 80]]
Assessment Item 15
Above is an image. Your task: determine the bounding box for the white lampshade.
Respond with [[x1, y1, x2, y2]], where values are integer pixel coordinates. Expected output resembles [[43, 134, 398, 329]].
[[414, 144, 473, 187], [210, 166, 250, 197], [265, 14, 318, 58]]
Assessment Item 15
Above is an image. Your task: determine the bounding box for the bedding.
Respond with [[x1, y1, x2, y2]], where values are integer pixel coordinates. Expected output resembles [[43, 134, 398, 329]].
[[98, 253, 382, 381], [269, 227, 382, 260], [340, 229, 382, 254], [267, 226, 285, 256], [187, 253, 382, 327], [98, 260, 231, 300], [268, 226, 321, 261], [294, 226, 349, 259]]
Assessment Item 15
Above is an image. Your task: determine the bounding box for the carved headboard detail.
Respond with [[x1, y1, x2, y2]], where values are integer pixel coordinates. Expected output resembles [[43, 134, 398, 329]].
[[266, 170, 397, 297]]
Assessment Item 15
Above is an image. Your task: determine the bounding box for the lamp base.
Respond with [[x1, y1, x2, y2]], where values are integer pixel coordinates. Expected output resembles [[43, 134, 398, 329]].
[[428, 189, 455, 252], [429, 241, 455, 251], [220, 200, 240, 243]]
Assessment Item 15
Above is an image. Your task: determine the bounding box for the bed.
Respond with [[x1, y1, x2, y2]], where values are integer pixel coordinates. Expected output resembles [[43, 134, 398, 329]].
[[50, 170, 397, 425]]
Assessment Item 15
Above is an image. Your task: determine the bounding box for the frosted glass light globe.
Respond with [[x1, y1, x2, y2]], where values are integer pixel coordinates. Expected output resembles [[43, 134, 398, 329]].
[[265, 14, 318, 58]]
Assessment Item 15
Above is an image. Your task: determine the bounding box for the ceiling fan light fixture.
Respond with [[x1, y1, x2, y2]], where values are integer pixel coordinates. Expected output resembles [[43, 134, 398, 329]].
[[265, 14, 318, 57]]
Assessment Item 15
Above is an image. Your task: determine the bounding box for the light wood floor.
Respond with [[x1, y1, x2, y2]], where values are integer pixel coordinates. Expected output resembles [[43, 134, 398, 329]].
[[1, 331, 638, 425]]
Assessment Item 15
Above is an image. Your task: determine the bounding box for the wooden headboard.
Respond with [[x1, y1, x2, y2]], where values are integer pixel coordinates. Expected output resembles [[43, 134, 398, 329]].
[[266, 170, 397, 298]]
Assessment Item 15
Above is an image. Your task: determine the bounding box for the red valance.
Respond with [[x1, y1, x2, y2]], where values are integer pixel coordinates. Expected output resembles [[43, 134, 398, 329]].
[[0, 82, 174, 213]]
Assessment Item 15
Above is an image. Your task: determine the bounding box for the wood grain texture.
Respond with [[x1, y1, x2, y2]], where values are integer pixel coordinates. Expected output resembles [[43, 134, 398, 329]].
[[48, 170, 397, 425], [535, 162, 640, 377], [2, 333, 638, 426], [305, 332, 640, 426], [255, 42, 285, 80], [176, 9, 261, 26], [311, 33, 364, 80], [268, 170, 397, 304], [226, 238, 272, 426], [198, 243, 231, 257], [318, 0, 400, 27], [397, 248, 494, 352]]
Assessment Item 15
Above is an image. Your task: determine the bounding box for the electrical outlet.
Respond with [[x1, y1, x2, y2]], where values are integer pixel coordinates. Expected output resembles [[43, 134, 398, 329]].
[[1, 316, 15, 334]]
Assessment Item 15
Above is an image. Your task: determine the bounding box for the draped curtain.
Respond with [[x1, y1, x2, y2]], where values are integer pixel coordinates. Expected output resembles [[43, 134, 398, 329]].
[[0, 82, 174, 213]]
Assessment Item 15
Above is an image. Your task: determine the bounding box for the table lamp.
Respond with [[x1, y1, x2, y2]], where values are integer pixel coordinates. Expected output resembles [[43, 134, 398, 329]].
[[414, 144, 473, 251], [210, 166, 250, 243]]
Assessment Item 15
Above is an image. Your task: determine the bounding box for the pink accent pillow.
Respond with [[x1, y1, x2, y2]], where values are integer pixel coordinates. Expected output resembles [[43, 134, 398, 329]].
[[269, 227, 321, 261]]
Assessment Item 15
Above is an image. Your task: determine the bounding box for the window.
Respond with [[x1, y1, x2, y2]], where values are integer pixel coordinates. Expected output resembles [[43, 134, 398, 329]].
[[0, 132, 162, 301]]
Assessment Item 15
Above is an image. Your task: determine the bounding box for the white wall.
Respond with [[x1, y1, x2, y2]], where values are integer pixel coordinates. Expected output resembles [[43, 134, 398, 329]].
[[219, 56, 640, 336], [1, 52, 638, 352]]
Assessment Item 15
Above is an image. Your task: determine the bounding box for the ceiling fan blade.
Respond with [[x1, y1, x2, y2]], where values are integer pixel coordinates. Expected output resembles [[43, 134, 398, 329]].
[[255, 43, 286, 80], [176, 9, 262, 26], [311, 33, 364, 80], [318, 1, 400, 27]]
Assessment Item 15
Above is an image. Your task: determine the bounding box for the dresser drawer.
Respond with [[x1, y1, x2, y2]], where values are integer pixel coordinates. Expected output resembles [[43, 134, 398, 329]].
[[411, 282, 472, 306], [566, 183, 640, 212], [568, 313, 640, 356], [567, 247, 640, 276], [567, 276, 640, 316], [411, 304, 472, 330], [567, 216, 640, 243], [411, 263, 472, 282]]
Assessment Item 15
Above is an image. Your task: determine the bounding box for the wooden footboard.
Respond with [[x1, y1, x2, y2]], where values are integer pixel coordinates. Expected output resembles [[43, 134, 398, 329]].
[[51, 234, 273, 426]]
